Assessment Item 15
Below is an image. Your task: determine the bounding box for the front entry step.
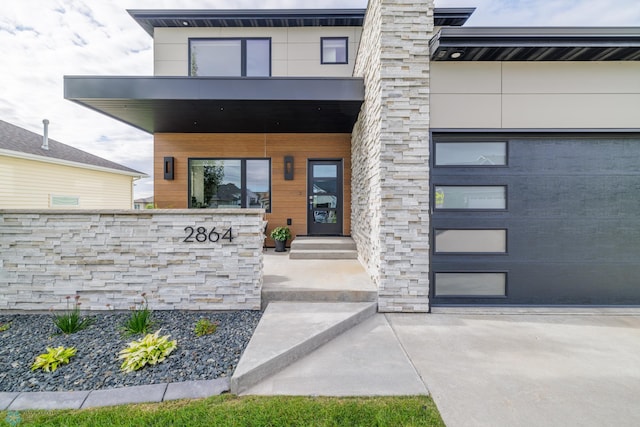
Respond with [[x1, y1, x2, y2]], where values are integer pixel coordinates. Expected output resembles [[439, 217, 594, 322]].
[[230, 302, 377, 395], [289, 237, 358, 260]]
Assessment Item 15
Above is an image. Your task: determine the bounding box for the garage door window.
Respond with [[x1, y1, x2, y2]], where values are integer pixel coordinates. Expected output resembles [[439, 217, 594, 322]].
[[435, 272, 506, 297], [435, 186, 506, 210], [435, 142, 507, 166], [435, 229, 507, 253]]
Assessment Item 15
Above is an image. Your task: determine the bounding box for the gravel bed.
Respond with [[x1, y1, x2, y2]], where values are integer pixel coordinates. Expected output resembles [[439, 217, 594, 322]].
[[0, 310, 262, 392]]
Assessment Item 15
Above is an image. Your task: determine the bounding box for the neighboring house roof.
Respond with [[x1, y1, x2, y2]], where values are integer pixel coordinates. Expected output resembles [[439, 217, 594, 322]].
[[128, 8, 475, 36], [134, 197, 154, 204], [431, 27, 640, 62], [0, 119, 146, 177]]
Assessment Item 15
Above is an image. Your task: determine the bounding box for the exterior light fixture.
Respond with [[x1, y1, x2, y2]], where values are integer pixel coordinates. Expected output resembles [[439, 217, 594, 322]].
[[450, 51, 463, 59], [182, 21, 189, 26], [164, 157, 174, 180], [284, 156, 294, 180]]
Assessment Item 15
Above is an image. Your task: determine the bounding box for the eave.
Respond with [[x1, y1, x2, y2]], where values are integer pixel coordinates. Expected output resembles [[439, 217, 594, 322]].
[[431, 27, 640, 61], [64, 76, 365, 134], [128, 8, 475, 36]]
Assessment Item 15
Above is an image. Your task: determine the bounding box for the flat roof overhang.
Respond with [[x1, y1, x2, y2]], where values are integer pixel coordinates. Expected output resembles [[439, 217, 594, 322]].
[[64, 77, 364, 134], [431, 27, 640, 61], [128, 8, 475, 35]]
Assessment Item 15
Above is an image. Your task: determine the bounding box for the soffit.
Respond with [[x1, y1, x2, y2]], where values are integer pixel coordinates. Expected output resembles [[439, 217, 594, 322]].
[[64, 76, 364, 134], [431, 27, 640, 61]]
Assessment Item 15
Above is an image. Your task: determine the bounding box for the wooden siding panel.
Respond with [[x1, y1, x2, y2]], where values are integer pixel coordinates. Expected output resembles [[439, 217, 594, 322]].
[[0, 156, 133, 209], [154, 133, 351, 241]]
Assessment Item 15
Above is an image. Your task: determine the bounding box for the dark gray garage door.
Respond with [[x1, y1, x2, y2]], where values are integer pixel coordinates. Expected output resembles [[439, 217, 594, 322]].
[[431, 134, 640, 306]]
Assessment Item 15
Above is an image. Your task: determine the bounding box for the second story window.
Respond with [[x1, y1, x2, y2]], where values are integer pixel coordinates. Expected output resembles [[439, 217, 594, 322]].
[[189, 38, 271, 77], [321, 37, 348, 64]]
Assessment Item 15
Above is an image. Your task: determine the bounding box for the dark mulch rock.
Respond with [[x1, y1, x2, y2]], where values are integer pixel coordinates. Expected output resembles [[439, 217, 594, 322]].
[[0, 311, 262, 392]]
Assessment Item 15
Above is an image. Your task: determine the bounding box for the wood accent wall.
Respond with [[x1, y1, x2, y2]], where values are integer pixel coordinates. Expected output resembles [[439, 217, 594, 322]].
[[154, 133, 352, 243]]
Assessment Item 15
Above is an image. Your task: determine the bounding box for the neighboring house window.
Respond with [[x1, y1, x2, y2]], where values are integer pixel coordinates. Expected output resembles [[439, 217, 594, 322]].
[[50, 195, 79, 207], [321, 37, 348, 64], [189, 159, 271, 211], [189, 38, 271, 77]]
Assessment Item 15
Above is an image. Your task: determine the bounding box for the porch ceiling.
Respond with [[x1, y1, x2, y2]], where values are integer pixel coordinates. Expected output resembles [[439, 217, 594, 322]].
[[63, 77, 364, 134]]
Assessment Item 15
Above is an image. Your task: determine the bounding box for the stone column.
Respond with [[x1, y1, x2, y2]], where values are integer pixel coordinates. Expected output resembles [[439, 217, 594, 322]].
[[352, 0, 433, 312]]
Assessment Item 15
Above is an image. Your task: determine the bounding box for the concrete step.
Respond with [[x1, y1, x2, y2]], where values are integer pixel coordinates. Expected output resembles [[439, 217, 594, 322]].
[[289, 249, 358, 260], [230, 301, 378, 395], [289, 237, 358, 260], [261, 288, 377, 309], [290, 237, 357, 251]]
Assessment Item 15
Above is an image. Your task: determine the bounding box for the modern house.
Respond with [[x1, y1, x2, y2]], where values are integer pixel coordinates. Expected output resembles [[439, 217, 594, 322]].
[[0, 119, 146, 209], [64, 1, 640, 311]]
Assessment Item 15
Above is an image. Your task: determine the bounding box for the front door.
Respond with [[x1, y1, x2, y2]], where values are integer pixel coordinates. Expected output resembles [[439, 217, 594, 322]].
[[308, 160, 343, 235]]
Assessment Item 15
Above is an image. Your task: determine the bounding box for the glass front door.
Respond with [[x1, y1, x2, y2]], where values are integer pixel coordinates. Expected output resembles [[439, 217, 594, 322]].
[[308, 160, 343, 235]]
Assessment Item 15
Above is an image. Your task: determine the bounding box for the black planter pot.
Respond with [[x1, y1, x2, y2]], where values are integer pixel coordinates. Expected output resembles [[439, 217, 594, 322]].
[[274, 239, 287, 252]]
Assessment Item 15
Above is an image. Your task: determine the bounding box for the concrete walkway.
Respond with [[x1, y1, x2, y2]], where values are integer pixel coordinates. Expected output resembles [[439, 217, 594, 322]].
[[261, 250, 377, 307], [388, 313, 640, 427], [242, 312, 426, 396]]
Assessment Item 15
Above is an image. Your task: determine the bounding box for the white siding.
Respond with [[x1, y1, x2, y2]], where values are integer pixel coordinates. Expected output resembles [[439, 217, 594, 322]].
[[0, 156, 134, 209]]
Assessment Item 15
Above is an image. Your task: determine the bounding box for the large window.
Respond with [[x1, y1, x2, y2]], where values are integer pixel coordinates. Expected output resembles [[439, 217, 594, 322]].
[[321, 37, 348, 64], [189, 159, 270, 211], [189, 38, 271, 77]]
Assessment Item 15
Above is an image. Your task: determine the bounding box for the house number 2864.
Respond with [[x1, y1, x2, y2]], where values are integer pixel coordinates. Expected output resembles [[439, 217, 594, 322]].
[[183, 226, 234, 243]]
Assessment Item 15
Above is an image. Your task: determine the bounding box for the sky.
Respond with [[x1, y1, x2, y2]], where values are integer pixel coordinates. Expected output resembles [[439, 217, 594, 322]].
[[1, 1, 639, 199]]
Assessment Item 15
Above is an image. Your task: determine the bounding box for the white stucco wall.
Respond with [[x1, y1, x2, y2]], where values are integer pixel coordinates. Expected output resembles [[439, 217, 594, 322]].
[[154, 26, 362, 77], [431, 61, 640, 129]]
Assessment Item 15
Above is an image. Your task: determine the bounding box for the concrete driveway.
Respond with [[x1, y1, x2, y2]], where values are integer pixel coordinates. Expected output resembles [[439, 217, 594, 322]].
[[387, 313, 640, 427]]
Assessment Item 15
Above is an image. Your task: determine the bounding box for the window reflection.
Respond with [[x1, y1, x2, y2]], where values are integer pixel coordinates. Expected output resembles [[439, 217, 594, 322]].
[[435, 186, 506, 210], [189, 159, 270, 211], [190, 39, 270, 77], [436, 142, 507, 166]]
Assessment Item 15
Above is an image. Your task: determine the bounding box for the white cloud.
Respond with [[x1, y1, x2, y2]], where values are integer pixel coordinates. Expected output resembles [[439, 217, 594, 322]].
[[1, 0, 637, 199]]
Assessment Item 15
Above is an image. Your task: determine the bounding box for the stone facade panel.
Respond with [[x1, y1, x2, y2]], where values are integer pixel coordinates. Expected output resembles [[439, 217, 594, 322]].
[[0, 210, 264, 311]]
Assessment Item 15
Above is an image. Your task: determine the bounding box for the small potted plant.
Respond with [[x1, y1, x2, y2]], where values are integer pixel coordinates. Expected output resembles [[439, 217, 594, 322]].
[[270, 226, 292, 252]]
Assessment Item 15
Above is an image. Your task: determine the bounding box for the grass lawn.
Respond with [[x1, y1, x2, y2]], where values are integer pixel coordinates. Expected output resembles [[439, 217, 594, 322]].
[[1, 395, 444, 427]]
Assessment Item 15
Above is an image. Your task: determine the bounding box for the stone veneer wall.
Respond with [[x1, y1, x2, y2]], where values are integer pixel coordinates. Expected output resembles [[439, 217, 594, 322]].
[[352, 0, 433, 312], [0, 210, 264, 311]]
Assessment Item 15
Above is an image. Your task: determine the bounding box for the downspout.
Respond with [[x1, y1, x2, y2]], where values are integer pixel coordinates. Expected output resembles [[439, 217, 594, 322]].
[[41, 119, 50, 150]]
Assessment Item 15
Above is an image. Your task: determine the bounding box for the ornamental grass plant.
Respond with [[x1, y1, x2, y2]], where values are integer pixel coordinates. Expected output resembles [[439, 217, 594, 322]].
[[122, 293, 154, 336], [52, 296, 94, 334]]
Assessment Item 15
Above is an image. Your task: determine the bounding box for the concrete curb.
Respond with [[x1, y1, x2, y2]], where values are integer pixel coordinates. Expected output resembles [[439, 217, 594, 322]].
[[0, 378, 229, 411]]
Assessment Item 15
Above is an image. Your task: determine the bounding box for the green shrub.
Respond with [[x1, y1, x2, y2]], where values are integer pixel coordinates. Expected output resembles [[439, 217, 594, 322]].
[[0, 322, 10, 332], [194, 318, 219, 337], [270, 226, 291, 241], [53, 295, 94, 334], [122, 293, 154, 336], [119, 330, 177, 373], [32, 346, 77, 372]]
